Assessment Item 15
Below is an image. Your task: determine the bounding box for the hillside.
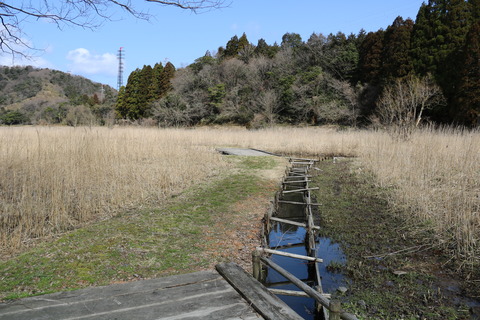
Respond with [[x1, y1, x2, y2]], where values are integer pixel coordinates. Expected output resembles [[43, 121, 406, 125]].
[[0, 66, 117, 125]]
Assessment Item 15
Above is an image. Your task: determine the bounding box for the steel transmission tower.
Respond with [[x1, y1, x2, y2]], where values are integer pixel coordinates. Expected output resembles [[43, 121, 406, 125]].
[[117, 47, 124, 90]]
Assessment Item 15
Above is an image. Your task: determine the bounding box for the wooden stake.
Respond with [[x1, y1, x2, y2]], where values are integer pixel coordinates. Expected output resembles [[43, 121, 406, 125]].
[[329, 300, 342, 320], [252, 249, 261, 281]]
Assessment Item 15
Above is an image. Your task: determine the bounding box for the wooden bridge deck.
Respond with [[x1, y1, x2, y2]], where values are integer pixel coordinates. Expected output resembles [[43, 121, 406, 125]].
[[0, 264, 301, 320]]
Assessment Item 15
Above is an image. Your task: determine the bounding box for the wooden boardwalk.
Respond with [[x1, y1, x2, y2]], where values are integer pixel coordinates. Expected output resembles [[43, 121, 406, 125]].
[[0, 264, 301, 320]]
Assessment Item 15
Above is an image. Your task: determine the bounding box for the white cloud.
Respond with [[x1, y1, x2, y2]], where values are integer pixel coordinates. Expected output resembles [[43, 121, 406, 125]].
[[0, 53, 53, 69], [0, 32, 54, 68], [66, 48, 117, 76]]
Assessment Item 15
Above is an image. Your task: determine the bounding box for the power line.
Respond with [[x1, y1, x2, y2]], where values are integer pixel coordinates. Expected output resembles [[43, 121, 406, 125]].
[[117, 47, 124, 90]]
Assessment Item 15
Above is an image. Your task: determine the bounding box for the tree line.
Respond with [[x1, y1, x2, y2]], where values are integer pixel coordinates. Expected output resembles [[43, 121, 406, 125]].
[[116, 0, 480, 128]]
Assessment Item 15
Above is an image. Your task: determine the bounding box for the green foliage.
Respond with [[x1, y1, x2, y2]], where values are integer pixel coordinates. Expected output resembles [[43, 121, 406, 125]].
[[358, 30, 384, 83], [12, 77, 42, 99], [324, 32, 360, 81], [208, 83, 226, 109], [116, 62, 176, 120], [382, 16, 414, 80], [224, 35, 240, 58], [0, 110, 30, 125], [454, 21, 480, 125], [189, 54, 216, 73], [281, 32, 303, 49], [115, 86, 128, 119], [40, 105, 68, 124]]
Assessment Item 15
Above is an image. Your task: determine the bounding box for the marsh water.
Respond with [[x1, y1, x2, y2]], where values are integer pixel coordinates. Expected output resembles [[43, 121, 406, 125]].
[[263, 191, 347, 319]]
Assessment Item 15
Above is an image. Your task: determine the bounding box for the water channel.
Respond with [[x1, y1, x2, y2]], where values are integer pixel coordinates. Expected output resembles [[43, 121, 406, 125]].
[[262, 168, 348, 319]]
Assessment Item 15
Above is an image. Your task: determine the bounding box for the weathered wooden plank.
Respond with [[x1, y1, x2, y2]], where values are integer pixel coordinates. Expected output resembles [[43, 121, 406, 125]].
[[216, 262, 303, 320], [278, 200, 321, 206], [270, 216, 320, 230], [289, 157, 318, 162], [269, 289, 331, 299], [260, 247, 323, 263], [282, 180, 311, 184], [0, 271, 261, 320], [282, 187, 319, 194]]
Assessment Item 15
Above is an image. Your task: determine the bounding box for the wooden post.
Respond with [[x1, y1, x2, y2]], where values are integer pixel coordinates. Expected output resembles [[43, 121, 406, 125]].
[[315, 286, 323, 313], [329, 300, 342, 320], [252, 249, 261, 281]]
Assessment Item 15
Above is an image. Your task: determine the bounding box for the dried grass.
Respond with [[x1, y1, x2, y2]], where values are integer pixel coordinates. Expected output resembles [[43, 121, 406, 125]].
[[1, 125, 478, 269], [0, 126, 227, 251]]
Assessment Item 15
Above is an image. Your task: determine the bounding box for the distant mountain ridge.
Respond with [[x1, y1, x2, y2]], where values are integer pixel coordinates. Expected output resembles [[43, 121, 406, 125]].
[[0, 66, 117, 125]]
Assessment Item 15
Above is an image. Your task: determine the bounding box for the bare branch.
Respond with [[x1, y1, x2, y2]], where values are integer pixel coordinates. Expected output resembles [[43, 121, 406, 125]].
[[145, 0, 228, 12], [0, 0, 227, 57]]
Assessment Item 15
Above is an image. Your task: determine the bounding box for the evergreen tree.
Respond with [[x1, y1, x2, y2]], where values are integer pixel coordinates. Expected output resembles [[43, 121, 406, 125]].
[[138, 65, 153, 113], [254, 38, 270, 57], [150, 63, 164, 100], [158, 62, 176, 98], [411, 1, 471, 87], [189, 54, 216, 73], [115, 86, 128, 119], [324, 32, 360, 81], [281, 32, 303, 49], [441, 0, 471, 96], [358, 30, 384, 83], [411, 3, 434, 75], [455, 21, 480, 125], [470, 0, 480, 20], [381, 16, 414, 80], [238, 33, 250, 52], [224, 35, 240, 58], [124, 68, 142, 119], [253, 39, 280, 58]]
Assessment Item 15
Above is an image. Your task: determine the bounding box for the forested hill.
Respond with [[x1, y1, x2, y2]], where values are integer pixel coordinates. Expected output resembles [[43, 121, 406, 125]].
[[116, 0, 480, 128], [0, 66, 117, 125]]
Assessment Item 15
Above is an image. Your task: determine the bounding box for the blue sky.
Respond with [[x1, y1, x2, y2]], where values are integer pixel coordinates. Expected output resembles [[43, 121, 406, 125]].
[[0, 0, 425, 89]]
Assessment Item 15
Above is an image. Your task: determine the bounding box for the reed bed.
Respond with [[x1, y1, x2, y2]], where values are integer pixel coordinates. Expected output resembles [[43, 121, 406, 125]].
[[0, 126, 228, 251], [360, 127, 480, 269], [1, 125, 478, 269]]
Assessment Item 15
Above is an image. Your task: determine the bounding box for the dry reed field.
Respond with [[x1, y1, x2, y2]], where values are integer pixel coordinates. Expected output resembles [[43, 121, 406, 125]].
[[1, 125, 479, 270], [0, 126, 228, 252]]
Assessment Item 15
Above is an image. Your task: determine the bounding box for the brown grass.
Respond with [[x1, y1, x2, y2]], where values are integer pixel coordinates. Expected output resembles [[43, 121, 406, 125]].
[[0, 126, 228, 252], [1, 125, 479, 270]]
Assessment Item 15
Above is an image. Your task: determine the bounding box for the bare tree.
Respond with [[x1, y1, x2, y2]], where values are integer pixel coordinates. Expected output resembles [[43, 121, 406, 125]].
[[329, 77, 361, 126], [0, 1, 226, 56], [376, 75, 445, 138], [257, 89, 281, 125]]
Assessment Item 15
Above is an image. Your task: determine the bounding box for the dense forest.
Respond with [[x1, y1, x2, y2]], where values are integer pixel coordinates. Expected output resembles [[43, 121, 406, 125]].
[[1, 0, 478, 128], [116, 0, 480, 128]]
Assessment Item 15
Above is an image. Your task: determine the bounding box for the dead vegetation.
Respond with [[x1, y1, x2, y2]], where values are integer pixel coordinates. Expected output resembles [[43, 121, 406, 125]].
[[0, 125, 478, 275]]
